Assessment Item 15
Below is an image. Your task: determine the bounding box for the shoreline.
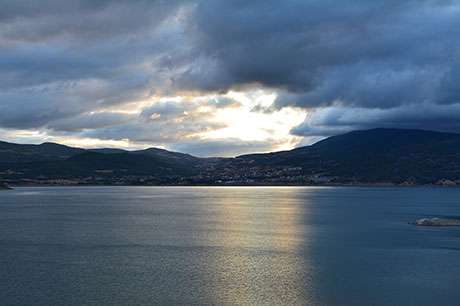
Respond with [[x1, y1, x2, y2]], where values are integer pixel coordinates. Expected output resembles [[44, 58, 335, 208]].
[[5, 183, 460, 188]]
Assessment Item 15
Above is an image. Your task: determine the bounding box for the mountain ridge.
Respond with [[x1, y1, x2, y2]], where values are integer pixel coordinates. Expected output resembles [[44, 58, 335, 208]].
[[1, 128, 460, 186]]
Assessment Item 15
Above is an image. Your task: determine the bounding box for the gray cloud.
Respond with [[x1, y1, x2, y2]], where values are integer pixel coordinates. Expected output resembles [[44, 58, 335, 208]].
[[47, 111, 136, 132], [169, 138, 279, 157], [183, 1, 460, 107], [74, 99, 227, 144], [292, 102, 460, 137], [182, 0, 460, 137], [1, 0, 460, 154], [0, 0, 189, 130], [0, 1, 182, 42]]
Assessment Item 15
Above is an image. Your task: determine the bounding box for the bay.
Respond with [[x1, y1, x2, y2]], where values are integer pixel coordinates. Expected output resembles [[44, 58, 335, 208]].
[[1, 186, 460, 306]]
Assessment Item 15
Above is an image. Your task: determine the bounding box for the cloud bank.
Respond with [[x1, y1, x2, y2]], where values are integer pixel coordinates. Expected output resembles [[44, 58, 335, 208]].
[[0, 0, 459, 155]]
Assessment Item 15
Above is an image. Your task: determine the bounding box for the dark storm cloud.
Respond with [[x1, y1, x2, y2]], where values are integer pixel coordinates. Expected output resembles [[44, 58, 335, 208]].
[[291, 102, 460, 137], [179, 0, 460, 137], [1, 0, 460, 146], [184, 0, 460, 108]]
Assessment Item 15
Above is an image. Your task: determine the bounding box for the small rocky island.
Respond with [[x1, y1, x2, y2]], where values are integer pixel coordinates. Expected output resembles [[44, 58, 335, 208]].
[[414, 217, 460, 226]]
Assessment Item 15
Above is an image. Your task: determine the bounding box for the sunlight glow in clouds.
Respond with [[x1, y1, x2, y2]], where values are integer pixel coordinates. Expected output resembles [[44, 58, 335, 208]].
[[204, 91, 305, 149], [4, 90, 307, 156], [1, 1, 459, 155]]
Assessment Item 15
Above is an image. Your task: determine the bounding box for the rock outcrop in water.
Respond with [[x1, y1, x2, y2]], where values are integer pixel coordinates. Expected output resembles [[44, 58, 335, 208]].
[[414, 218, 460, 226]]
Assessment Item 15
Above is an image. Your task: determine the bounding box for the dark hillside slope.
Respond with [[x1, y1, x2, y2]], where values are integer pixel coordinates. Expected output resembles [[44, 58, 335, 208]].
[[1, 128, 460, 185], [0, 144, 203, 184], [234, 129, 460, 183], [0, 141, 84, 163]]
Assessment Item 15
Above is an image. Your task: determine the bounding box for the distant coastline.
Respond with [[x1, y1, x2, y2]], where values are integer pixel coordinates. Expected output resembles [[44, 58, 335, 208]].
[[2, 128, 460, 187], [5, 182, 460, 188]]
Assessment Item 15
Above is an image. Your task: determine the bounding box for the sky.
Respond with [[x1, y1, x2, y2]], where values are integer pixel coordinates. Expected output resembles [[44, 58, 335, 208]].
[[1, 0, 459, 156]]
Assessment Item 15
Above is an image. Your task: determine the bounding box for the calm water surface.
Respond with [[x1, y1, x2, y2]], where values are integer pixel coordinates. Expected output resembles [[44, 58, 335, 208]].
[[1, 186, 460, 306]]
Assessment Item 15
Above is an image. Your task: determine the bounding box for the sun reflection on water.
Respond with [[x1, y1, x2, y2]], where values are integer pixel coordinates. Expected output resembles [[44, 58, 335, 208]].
[[200, 187, 317, 305]]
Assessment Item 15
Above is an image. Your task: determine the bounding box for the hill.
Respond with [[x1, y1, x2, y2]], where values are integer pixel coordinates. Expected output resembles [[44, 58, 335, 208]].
[[0, 141, 84, 163], [228, 128, 460, 184], [0, 143, 205, 185], [1, 128, 460, 185]]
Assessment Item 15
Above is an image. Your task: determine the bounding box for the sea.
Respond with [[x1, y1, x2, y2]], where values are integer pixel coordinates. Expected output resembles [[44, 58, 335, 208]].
[[1, 186, 460, 306]]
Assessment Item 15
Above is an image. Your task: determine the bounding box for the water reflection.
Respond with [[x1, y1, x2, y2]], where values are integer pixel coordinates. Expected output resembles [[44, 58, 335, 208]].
[[200, 187, 315, 305], [8, 186, 460, 305]]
